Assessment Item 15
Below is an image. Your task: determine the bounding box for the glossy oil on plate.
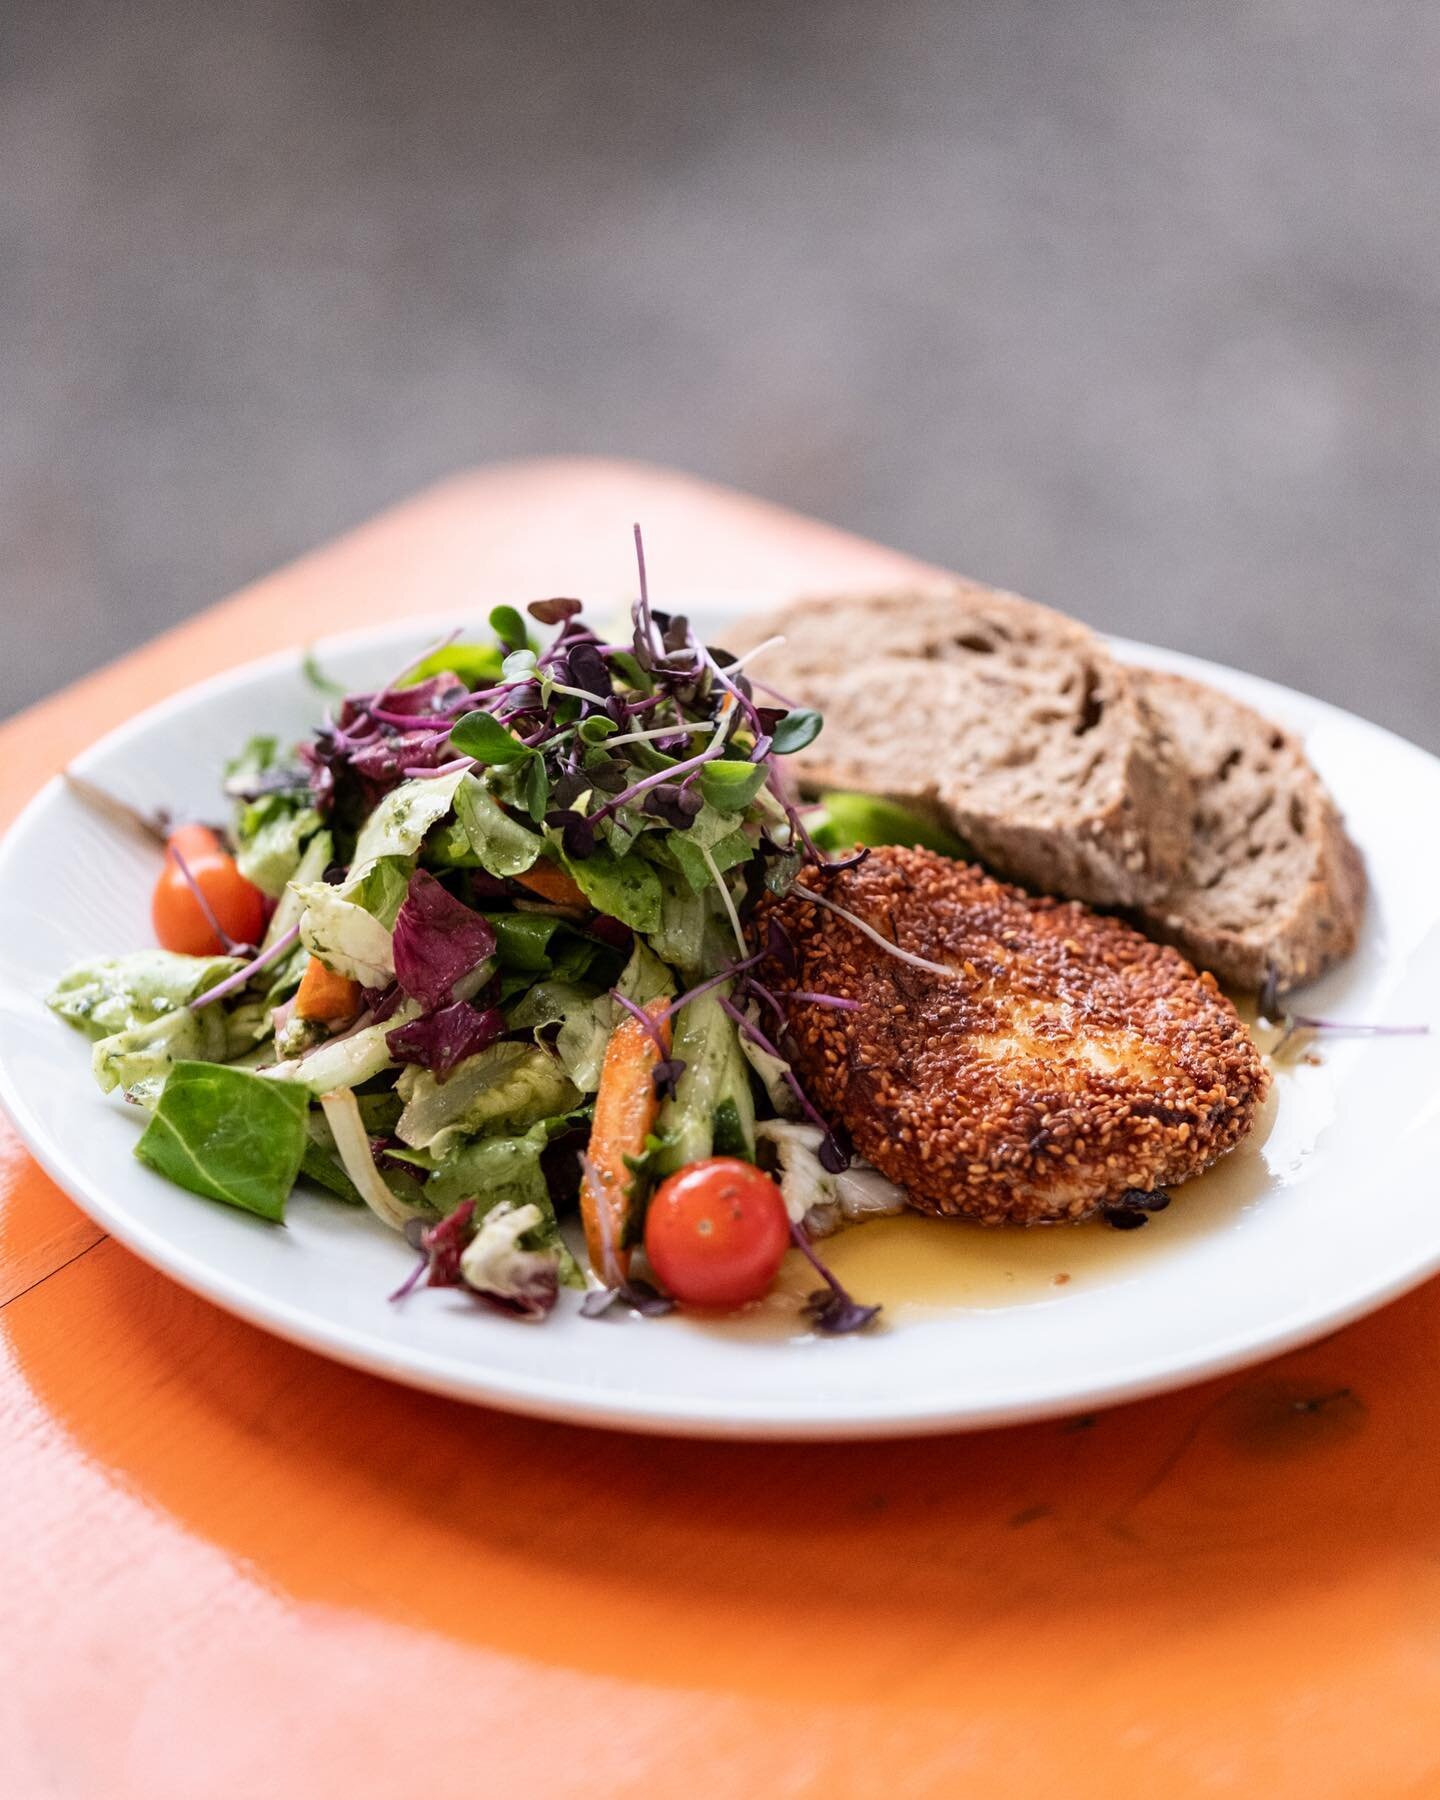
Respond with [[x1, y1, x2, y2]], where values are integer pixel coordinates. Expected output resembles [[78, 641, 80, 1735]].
[[2, 608, 1438, 1439]]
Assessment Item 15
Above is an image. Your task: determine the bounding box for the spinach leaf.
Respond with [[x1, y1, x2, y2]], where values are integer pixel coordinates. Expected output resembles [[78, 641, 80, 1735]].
[[561, 843, 662, 933], [136, 1062, 310, 1221]]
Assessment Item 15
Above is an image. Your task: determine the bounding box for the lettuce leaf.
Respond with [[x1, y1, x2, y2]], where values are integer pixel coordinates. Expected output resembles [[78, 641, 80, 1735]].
[[294, 882, 395, 987], [396, 1041, 580, 1151], [343, 855, 414, 928], [425, 1124, 583, 1287], [49, 949, 241, 1042], [91, 1004, 233, 1096], [227, 735, 322, 898], [136, 1061, 310, 1220], [349, 769, 469, 882], [452, 774, 546, 877]]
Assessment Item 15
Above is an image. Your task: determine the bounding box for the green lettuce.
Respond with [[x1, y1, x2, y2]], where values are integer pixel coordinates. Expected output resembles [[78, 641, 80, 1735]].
[[293, 882, 395, 987], [136, 1061, 310, 1220], [349, 769, 468, 882], [49, 949, 241, 1041], [396, 1042, 580, 1152], [425, 1123, 583, 1287], [452, 774, 545, 877]]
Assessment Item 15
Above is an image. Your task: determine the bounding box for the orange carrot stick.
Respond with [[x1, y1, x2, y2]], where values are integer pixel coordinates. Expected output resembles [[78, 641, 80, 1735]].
[[515, 860, 588, 908], [294, 955, 363, 1024], [581, 997, 672, 1282]]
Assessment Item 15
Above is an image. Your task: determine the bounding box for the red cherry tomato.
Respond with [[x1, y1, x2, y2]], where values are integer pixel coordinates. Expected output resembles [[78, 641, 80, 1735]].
[[152, 833, 267, 955], [644, 1157, 791, 1309]]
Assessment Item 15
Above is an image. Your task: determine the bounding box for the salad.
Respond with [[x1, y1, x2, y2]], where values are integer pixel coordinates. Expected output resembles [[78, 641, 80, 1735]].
[[49, 540, 933, 1330]]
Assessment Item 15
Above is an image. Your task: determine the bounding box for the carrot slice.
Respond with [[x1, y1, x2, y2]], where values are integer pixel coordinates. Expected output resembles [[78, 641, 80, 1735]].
[[515, 860, 588, 908], [581, 998, 672, 1282], [294, 955, 363, 1023]]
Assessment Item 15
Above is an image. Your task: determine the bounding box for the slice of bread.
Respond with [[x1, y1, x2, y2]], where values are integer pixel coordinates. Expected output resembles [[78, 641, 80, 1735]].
[[1132, 671, 1366, 993], [733, 584, 1192, 906]]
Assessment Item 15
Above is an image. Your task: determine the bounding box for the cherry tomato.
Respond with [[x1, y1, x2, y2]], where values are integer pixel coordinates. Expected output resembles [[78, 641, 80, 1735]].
[[644, 1157, 791, 1309], [165, 822, 224, 863], [152, 834, 267, 955]]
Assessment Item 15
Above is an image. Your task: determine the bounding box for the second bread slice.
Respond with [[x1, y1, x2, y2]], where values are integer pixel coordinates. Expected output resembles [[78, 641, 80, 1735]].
[[1132, 670, 1366, 992]]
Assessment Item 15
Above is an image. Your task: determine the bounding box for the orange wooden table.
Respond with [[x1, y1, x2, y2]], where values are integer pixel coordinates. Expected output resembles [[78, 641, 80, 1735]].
[[5, 461, 1440, 1799]]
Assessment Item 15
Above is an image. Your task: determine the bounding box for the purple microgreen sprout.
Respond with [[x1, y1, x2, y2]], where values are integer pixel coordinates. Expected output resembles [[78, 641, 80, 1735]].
[[788, 1223, 881, 1334], [189, 923, 302, 1011], [632, 522, 661, 659], [167, 841, 247, 955], [527, 597, 584, 626], [375, 628, 464, 698], [1270, 1011, 1429, 1060], [783, 990, 862, 1011], [700, 838, 748, 959], [802, 886, 958, 982]]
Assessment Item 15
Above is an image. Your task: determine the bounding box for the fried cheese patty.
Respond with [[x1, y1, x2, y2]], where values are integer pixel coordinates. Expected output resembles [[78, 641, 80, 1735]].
[[757, 846, 1269, 1224]]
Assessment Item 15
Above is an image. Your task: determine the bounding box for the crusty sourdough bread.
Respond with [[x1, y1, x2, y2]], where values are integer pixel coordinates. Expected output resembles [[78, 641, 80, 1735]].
[[733, 584, 1192, 906], [1132, 670, 1365, 993]]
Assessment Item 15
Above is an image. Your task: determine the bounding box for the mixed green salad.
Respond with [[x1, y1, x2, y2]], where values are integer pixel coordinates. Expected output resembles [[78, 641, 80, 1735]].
[[50, 543, 945, 1328]]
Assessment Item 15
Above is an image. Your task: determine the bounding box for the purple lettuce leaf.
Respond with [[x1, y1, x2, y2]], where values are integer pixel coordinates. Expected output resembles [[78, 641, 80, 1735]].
[[386, 999, 506, 1080], [392, 870, 497, 1010]]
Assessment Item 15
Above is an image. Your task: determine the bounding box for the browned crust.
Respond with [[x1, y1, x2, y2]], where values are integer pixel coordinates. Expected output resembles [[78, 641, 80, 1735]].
[[756, 846, 1269, 1225]]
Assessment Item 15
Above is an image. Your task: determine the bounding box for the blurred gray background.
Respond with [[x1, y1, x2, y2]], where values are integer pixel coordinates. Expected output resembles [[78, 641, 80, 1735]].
[[5, 0, 1438, 744]]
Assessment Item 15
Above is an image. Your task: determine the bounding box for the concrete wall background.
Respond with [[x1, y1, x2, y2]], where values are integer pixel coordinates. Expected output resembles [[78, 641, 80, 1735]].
[[4, 0, 1437, 744]]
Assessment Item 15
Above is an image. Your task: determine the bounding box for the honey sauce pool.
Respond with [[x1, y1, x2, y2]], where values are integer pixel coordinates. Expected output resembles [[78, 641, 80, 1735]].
[[701, 1007, 1336, 1341]]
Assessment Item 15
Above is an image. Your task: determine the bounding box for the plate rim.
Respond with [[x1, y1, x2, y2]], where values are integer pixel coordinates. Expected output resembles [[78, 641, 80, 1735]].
[[3, 616, 1438, 1439]]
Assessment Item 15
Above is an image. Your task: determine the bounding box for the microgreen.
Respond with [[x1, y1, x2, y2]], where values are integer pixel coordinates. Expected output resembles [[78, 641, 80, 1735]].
[[489, 605, 529, 654], [449, 711, 528, 764], [769, 708, 824, 755]]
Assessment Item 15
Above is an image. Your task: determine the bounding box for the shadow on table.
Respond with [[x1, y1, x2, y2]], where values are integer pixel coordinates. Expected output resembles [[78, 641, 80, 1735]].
[[6, 1165, 1437, 1706]]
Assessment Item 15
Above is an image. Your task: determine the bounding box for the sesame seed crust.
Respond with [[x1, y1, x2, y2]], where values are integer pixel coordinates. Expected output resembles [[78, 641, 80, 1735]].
[[755, 846, 1270, 1225]]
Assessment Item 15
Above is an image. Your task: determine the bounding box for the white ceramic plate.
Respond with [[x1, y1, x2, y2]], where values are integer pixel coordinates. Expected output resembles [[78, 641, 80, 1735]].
[[2, 611, 1438, 1439]]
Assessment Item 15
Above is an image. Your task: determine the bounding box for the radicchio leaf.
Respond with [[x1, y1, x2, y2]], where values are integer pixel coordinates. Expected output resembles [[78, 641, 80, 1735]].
[[390, 1198, 475, 1300], [392, 870, 497, 1009], [386, 1000, 506, 1080]]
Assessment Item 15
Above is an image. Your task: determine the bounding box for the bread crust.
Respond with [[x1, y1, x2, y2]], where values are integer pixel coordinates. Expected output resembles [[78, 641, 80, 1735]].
[[1133, 671, 1366, 992]]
